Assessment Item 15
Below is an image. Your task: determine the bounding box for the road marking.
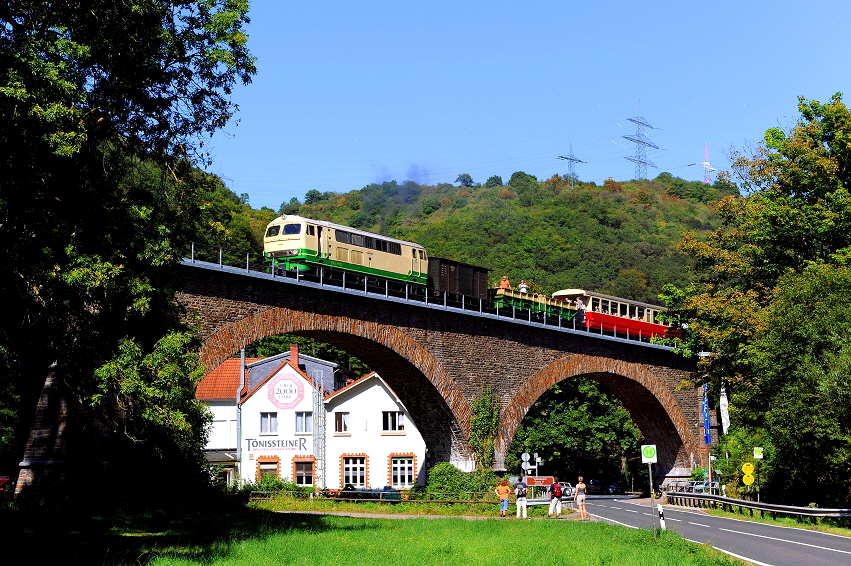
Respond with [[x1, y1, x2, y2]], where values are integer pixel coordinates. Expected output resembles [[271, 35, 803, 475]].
[[590, 514, 638, 529], [683, 538, 773, 566], [625, 509, 638, 513], [666, 517, 682, 522], [688, 522, 712, 528], [719, 528, 851, 555], [609, 506, 622, 510]]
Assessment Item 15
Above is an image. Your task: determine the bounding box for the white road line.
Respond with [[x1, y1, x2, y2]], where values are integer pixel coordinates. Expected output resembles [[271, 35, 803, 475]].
[[666, 518, 682, 522], [688, 522, 711, 528], [683, 538, 773, 566], [719, 528, 851, 555], [609, 506, 622, 510], [589, 514, 638, 529], [625, 509, 638, 513]]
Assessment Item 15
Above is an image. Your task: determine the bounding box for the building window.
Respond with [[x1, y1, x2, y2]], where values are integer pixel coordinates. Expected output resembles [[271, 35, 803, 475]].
[[391, 457, 415, 488], [382, 411, 404, 432], [257, 458, 279, 482], [295, 461, 314, 486], [296, 411, 313, 433], [335, 412, 349, 433], [260, 412, 278, 434], [343, 457, 366, 487]]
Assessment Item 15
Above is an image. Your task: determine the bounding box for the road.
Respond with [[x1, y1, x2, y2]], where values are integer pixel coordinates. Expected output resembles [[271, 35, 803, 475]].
[[586, 496, 851, 565]]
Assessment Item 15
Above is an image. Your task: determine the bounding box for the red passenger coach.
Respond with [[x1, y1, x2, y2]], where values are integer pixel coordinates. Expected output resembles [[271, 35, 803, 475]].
[[552, 289, 670, 340]]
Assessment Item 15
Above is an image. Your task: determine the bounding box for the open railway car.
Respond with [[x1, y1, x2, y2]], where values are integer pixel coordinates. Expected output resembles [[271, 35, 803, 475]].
[[552, 289, 669, 339], [263, 215, 428, 285]]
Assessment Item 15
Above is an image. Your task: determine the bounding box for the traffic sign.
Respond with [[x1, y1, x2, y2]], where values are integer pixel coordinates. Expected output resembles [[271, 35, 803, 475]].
[[641, 444, 658, 463], [521, 452, 530, 462], [521, 461, 530, 470], [742, 462, 754, 474], [754, 447, 764, 459], [743, 474, 755, 485]]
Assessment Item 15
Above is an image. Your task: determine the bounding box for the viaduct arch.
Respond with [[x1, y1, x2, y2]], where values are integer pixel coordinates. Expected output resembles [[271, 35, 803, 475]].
[[178, 261, 707, 481]]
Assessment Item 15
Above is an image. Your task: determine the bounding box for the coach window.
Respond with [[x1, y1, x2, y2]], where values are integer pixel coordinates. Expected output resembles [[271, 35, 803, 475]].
[[260, 412, 278, 435], [282, 223, 301, 235], [335, 230, 350, 243], [307, 225, 315, 236]]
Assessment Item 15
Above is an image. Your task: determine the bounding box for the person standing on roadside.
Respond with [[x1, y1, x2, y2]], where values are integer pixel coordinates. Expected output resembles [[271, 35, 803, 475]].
[[575, 476, 589, 520], [548, 477, 562, 518], [514, 478, 528, 519], [495, 479, 511, 518]]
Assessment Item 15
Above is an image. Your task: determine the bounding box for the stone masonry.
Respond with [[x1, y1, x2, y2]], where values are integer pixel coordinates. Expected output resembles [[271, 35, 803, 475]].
[[176, 263, 705, 481]]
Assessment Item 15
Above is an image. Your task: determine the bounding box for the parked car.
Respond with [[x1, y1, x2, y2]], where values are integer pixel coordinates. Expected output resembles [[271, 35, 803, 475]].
[[557, 482, 575, 498], [604, 481, 621, 494], [587, 479, 602, 494]]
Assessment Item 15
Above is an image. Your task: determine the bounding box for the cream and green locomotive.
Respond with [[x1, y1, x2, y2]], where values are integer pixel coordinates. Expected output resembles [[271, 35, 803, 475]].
[[263, 215, 428, 284]]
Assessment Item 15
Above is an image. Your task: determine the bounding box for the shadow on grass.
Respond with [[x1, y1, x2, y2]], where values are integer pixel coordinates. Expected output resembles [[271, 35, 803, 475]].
[[0, 495, 375, 565]]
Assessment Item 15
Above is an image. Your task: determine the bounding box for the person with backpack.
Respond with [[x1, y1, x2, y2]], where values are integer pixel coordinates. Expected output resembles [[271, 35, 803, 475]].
[[514, 479, 528, 519], [548, 477, 563, 518]]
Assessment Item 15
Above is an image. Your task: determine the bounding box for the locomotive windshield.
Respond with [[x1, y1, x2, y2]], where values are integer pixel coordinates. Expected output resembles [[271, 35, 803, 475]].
[[265, 223, 301, 238]]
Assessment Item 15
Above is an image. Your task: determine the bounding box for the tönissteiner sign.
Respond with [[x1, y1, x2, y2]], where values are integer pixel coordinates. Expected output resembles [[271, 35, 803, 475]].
[[268, 374, 304, 409], [245, 437, 309, 451]]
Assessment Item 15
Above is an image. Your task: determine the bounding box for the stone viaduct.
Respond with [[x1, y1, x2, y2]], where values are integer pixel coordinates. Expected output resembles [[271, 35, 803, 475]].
[[176, 259, 707, 482]]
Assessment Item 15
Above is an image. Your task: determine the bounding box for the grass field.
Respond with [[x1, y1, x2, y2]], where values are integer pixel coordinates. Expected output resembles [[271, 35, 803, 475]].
[[147, 512, 737, 566], [1, 497, 740, 565]]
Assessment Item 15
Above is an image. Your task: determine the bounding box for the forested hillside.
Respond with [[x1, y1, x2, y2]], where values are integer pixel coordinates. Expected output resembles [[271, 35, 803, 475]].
[[239, 172, 738, 304]]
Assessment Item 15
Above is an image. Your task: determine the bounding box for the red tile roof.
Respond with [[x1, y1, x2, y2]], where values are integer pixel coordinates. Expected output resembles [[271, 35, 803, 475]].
[[196, 358, 261, 400]]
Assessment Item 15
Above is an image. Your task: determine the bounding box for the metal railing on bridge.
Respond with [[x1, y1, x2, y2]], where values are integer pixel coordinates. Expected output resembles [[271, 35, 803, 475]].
[[184, 242, 670, 348]]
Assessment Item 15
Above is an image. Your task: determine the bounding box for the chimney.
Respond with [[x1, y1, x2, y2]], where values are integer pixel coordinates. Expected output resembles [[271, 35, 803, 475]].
[[290, 343, 299, 368]]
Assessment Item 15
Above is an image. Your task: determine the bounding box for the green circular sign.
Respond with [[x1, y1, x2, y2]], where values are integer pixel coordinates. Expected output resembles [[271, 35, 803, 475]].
[[643, 445, 656, 459]]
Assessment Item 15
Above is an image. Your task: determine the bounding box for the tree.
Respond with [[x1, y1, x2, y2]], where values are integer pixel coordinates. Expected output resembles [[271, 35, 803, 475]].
[[669, 94, 851, 505], [455, 173, 474, 187], [279, 196, 302, 215], [484, 175, 503, 188], [0, 1, 256, 500], [507, 378, 642, 484]]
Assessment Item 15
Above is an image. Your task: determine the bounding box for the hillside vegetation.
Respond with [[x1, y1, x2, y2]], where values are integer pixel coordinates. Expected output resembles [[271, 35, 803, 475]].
[[252, 172, 738, 304]]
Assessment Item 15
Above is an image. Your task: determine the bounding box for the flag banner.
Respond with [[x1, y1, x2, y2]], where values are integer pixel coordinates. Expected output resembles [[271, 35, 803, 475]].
[[702, 384, 711, 444], [719, 386, 730, 435]]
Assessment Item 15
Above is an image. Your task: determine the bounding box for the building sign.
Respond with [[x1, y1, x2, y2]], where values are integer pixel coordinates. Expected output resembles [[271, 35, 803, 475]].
[[268, 373, 304, 409], [525, 476, 555, 486], [246, 437, 308, 451]]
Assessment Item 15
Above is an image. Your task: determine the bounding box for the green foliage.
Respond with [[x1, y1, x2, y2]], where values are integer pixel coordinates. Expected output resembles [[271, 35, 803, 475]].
[[507, 378, 642, 483], [469, 388, 500, 468], [425, 462, 498, 496], [0, 1, 255, 499], [670, 94, 851, 506], [483, 175, 504, 187], [455, 173, 474, 187]]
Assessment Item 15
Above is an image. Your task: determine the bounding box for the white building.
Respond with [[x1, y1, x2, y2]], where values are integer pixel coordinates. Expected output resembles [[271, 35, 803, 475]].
[[196, 344, 427, 489]]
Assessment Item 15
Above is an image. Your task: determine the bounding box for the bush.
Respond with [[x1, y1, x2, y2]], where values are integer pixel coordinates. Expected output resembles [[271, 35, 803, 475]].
[[426, 462, 499, 498]]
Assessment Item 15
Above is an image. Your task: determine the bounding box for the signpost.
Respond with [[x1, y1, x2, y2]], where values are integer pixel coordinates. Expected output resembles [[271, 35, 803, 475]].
[[642, 444, 658, 536], [754, 447, 763, 502]]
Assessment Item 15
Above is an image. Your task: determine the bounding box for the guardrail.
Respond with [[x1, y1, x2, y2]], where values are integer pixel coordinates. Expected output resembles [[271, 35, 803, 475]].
[[184, 242, 671, 348], [665, 491, 851, 519]]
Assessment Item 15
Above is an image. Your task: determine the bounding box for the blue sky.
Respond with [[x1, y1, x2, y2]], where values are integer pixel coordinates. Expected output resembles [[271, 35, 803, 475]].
[[208, 1, 851, 211]]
